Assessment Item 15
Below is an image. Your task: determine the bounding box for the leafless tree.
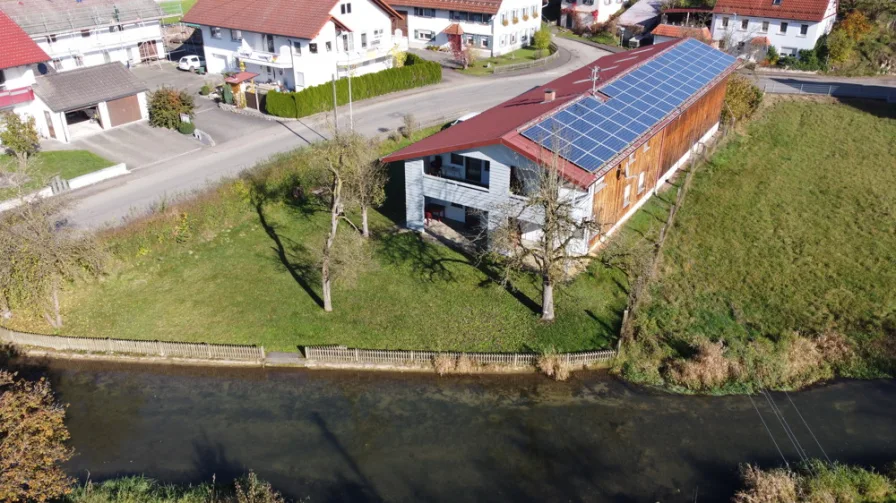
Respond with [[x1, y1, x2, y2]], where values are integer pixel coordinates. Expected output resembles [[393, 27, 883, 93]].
[[488, 144, 600, 322], [346, 152, 388, 239]]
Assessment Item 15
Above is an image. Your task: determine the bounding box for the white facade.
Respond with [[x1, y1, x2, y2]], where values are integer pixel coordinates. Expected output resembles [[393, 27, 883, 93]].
[[198, 0, 404, 90], [395, 0, 542, 57], [560, 0, 627, 29], [0, 65, 39, 125], [711, 1, 836, 57], [33, 21, 165, 71]]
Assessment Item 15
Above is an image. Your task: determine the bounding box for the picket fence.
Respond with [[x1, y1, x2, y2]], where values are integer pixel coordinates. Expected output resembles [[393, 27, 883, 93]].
[[0, 329, 264, 361], [304, 346, 616, 367]]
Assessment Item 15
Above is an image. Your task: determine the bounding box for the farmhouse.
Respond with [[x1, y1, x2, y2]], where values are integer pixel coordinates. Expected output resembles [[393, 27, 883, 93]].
[[183, 0, 406, 91], [389, 0, 541, 57], [0, 0, 168, 71], [383, 38, 737, 254], [711, 0, 836, 58]]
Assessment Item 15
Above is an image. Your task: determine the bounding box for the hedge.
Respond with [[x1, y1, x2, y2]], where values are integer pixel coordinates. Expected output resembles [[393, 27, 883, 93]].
[[266, 53, 441, 119]]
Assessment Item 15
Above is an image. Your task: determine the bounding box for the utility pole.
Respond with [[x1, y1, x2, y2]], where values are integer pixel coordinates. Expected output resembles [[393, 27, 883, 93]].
[[348, 65, 354, 131], [331, 73, 338, 134]]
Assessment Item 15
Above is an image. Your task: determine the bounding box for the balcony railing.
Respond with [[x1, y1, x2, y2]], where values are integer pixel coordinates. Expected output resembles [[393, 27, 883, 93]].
[[0, 87, 35, 109], [424, 165, 489, 191], [236, 47, 292, 68], [336, 36, 408, 68]]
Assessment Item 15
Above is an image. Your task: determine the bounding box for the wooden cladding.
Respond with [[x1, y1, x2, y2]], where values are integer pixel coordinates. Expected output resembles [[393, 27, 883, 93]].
[[589, 77, 729, 248]]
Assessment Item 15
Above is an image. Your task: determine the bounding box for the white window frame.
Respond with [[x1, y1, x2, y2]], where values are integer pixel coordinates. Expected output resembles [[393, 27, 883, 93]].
[[293, 41, 302, 55], [341, 3, 352, 14], [721, 17, 729, 29], [414, 7, 435, 17], [623, 184, 632, 208], [779, 22, 788, 34], [799, 24, 809, 36], [637, 172, 646, 194], [231, 29, 242, 41], [760, 20, 769, 33], [211, 26, 222, 39], [740, 18, 749, 31], [415, 29, 435, 41]]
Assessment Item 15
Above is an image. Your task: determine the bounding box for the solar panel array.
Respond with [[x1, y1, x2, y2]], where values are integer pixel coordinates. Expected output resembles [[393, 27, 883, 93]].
[[521, 39, 735, 173]]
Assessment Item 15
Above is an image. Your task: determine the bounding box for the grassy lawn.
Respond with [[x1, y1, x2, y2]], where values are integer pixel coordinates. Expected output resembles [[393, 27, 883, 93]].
[[0, 150, 114, 200], [620, 99, 896, 391], [459, 47, 549, 76], [160, 0, 197, 24], [557, 30, 621, 48], [2, 126, 671, 353]]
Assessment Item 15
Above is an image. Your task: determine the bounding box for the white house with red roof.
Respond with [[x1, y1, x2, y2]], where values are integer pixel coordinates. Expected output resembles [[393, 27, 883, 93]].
[[389, 0, 542, 56], [184, 0, 406, 90], [384, 38, 737, 254], [559, 0, 627, 31], [0, 10, 49, 120], [710, 0, 837, 57]]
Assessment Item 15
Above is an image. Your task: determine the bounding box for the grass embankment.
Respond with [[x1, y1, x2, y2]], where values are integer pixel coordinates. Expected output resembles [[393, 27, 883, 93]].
[[159, 0, 196, 24], [735, 461, 896, 502], [459, 47, 549, 76], [4, 126, 666, 353], [0, 151, 113, 200], [66, 474, 288, 503], [557, 30, 621, 48], [618, 99, 896, 393]]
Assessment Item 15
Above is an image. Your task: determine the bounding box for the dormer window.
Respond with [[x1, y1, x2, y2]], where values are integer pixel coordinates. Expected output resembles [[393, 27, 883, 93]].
[[772, 0, 781, 4]]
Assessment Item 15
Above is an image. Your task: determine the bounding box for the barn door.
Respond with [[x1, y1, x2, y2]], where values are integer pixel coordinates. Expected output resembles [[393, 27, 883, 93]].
[[393, 11, 408, 37]]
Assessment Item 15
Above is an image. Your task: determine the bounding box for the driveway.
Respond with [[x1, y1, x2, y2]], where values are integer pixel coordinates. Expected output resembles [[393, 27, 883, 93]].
[[70, 121, 200, 169]]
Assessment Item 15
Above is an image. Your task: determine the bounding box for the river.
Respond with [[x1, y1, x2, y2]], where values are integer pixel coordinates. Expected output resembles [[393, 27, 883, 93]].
[[19, 359, 896, 502]]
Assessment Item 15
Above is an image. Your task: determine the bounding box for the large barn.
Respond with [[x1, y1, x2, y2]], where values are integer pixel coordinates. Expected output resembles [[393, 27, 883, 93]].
[[383, 38, 738, 253]]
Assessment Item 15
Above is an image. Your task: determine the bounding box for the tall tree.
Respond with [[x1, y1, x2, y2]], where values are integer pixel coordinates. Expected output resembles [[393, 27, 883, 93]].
[[0, 112, 40, 171], [0, 371, 74, 502], [0, 196, 104, 327], [488, 146, 599, 322], [346, 150, 387, 238]]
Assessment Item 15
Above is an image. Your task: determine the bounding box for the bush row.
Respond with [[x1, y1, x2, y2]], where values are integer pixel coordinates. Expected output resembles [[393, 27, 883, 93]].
[[266, 53, 441, 119]]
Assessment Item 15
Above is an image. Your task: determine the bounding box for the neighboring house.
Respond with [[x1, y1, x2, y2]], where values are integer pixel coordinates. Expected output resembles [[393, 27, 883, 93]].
[[0, 0, 168, 72], [711, 0, 837, 58], [0, 10, 49, 123], [383, 38, 736, 254], [183, 0, 406, 91], [559, 0, 627, 29], [617, 0, 662, 46], [651, 24, 713, 44], [390, 0, 541, 56]]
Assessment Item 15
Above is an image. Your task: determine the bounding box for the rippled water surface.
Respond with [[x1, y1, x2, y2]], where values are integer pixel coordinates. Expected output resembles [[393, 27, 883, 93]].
[[28, 360, 896, 502]]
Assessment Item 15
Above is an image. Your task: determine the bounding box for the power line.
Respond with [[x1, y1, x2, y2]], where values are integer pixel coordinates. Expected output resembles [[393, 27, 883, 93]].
[[762, 388, 811, 464], [785, 390, 832, 464], [749, 392, 790, 468]]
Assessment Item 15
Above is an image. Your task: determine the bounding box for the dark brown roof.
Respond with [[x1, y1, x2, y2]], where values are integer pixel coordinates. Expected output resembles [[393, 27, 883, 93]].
[[652, 24, 712, 40], [389, 0, 502, 15], [33, 62, 146, 112], [0, 10, 48, 70], [442, 23, 464, 35], [713, 0, 831, 22], [184, 0, 401, 40]]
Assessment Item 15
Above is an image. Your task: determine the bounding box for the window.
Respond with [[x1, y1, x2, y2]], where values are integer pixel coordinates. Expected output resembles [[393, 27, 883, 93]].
[[361, 33, 367, 48], [81, 29, 90, 37], [293, 41, 302, 54], [326, 41, 332, 51], [482, 13, 492, 23], [464, 34, 474, 46], [211, 26, 222, 38], [52, 58, 62, 69], [450, 10, 467, 20], [740, 19, 749, 30], [782, 46, 798, 55], [470, 12, 483, 23], [73, 55, 84, 67], [623, 185, 632, 207], [721, 17, 729, 28], [309, 42, 318, 53], [521, 31, 528, 44], [772, 0, 781, 4], [637, 172, 646, 194], [47, 33, 58, 43], [779, 22, 788, 33], [480, 36, 490, 48], [373, 28, 383, 38], [341, 3, 351, 14], [450, 153, 464, 166], [800, 24, 809, 35], [342, 32, 353, 50], [761, 20, 770, 32], [500, 34, 507, 46], [414, 29, 435, 40], [510, 32, 517, 44], [0, 69, 5, 88], [584, 0, 594, 5], [103, 51, 111, 63], [414, 7, 435, 17], [231, 29, 242, 41]]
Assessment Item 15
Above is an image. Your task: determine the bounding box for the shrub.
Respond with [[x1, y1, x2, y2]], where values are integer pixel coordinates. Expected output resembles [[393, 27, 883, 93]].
[[537, 353, 570, 381], [533, 26, 552, 52], [734, 462, 896, 503], [200, 84, 211, 96], [265, 55, 441, 119], [400, 113, 416, 138], [764, 45, 780, 65], [433, 354, 455, 375], [722, 74, 763, 124], [734, 465, 798, 503], [177, 121, 196, 135], [148, 86, 194, 130], [265, 90, 297, 118], [665, 340, 742, 390]]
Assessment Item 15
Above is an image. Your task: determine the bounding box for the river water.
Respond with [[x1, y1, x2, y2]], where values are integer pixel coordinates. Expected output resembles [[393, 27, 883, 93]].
[[22, 360, 896, 502]]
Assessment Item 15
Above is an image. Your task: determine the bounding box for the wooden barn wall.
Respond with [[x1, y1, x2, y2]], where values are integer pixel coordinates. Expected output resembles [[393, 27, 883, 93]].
[[588, 76, 729, 248], [657, 77, 729, 175]]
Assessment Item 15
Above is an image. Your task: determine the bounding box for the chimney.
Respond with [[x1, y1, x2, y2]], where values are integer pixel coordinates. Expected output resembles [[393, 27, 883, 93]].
[[544, 88, 556, 102]]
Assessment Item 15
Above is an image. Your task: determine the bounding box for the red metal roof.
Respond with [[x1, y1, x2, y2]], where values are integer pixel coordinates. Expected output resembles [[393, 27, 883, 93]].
[[388, 0, 502, 15], [183, 0, 401, 40], [712, 0, 831, 22], [662, 7, 713, 13], [383, 39, 737, 188], [0, 10, 49, 70], [443, 23, 464, 35], [224, 71, 259, 84], [652, 24, 712, 40], [751, 36, 771, 45]]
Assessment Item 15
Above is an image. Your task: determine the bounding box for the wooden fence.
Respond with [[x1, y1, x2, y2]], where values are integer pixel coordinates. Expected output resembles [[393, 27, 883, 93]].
[[304, 346, 616, 367], [0, 328, 264, 362], [493, 43, 560, 74]]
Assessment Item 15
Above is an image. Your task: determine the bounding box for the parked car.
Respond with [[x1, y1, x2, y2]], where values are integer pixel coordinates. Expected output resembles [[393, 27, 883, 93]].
[[178, 55, 205, 71]]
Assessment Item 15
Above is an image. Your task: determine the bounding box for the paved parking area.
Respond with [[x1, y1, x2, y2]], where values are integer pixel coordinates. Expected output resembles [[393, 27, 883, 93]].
[[70, 121, 200, 169]]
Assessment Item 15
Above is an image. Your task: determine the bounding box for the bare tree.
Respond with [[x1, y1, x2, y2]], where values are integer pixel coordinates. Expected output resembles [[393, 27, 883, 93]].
[[346, 153, 388, 239], [489, 146, 600, 322], [0, 196, 104, 327]]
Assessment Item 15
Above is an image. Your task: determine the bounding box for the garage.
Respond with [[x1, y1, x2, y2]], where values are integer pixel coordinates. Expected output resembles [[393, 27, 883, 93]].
[[31, 61, 148, 142]]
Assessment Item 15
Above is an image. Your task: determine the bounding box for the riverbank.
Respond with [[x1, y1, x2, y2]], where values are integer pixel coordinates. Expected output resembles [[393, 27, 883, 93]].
[[19, 357, 896, 502]]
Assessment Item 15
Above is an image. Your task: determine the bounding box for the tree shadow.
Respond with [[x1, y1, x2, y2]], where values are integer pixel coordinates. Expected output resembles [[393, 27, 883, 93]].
[[838, 97, 896, 121], [309, 411, 383, 502], [254, 203, 324, 308]]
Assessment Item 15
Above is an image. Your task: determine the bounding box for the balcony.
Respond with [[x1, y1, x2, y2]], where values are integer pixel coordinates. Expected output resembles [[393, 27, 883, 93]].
[[336, 36, 408, 69], [236, 47, 292, 68], [0, 86, 35, 109]]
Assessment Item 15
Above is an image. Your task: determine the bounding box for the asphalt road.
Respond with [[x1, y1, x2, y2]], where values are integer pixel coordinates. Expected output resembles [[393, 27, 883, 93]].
[[67, 37, 609, 229]]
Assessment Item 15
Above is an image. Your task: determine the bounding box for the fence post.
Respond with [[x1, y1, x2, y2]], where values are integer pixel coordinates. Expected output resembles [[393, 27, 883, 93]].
[[513, 353, 519, 366], [354, 348, 360, 362], [206, 343, 212, 359], [157, 340, 165, 357], [106, 337, 113, 354], [260, 346, 266, 362]]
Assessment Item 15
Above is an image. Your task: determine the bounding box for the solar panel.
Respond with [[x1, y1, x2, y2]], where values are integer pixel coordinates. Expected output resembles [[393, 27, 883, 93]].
[[520, 39, 736, 174]]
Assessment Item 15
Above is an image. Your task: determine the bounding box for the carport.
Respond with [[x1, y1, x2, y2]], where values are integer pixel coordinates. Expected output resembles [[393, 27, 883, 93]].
[[31, 62, 149, 143]]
